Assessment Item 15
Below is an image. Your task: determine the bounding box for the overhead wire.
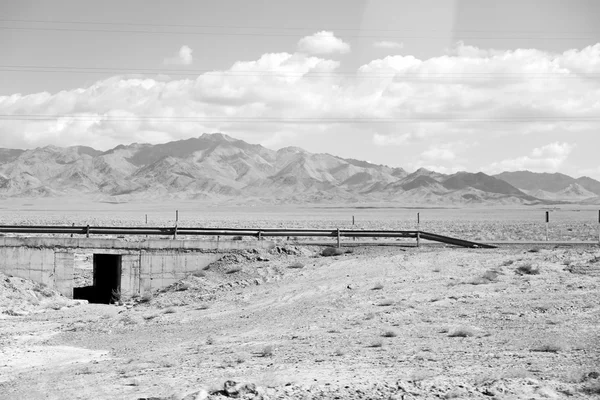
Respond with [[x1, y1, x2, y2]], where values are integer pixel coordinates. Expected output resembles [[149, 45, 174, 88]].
[[0, 65, 599, 79], [0, 115, 599, 123]]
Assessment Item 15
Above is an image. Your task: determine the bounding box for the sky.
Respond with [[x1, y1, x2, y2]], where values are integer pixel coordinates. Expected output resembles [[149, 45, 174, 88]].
[[0, 0, 599, 178]]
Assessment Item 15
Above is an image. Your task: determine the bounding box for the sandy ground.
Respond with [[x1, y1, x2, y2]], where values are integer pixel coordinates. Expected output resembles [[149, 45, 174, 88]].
[[1, 244, 600, 399]]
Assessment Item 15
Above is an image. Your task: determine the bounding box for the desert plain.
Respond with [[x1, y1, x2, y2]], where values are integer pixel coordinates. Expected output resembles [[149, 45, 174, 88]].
[[0, 202, 599, 399]]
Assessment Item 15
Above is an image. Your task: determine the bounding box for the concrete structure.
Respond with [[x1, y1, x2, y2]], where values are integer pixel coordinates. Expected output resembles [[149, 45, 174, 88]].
[[0, 236, 274, 303]]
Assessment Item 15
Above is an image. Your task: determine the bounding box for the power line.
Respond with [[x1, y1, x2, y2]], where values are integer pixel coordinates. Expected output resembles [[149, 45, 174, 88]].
[[0, 25, 597, 40], [1, 65, 598, 79], [2, 18, 600, 35], [0, 115, 598, 123]]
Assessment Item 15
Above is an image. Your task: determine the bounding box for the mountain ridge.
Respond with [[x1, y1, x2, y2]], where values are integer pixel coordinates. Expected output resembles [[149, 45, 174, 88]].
[[0, 134, 596, 205]]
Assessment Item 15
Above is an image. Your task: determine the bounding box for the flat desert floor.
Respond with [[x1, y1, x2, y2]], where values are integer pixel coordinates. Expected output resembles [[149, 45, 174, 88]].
[[1, 243, 599, 399]]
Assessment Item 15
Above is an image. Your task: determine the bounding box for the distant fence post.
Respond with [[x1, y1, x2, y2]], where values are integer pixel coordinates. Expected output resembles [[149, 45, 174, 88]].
[[173, 210, 179, 240], [545, 211, 549, 241], [352, 215, 355, 241], [598, 210, 600, 244], [416, 212, 420, 248], [337, 228, 341, 248]]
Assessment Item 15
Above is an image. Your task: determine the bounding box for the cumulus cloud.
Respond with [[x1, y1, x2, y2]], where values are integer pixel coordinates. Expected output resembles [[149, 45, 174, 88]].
[[487, 142, 575, 173], [297, 31, 350, 55], [0, 41, 599, 160], [373, 41, 403, 50], [163, 45, 193, 65], [421, 147, 456, 162]]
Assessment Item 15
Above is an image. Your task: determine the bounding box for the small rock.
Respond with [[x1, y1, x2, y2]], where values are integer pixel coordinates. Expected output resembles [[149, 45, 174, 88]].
[[535, 386, 559, 398]]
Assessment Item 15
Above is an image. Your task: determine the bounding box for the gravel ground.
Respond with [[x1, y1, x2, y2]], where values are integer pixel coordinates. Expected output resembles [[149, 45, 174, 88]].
[[1, 244, 599, 399]]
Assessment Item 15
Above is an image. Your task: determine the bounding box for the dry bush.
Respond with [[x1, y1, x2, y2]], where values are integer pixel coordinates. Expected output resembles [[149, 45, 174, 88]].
[[531, 341, 565, 353], [369, 340, 383, 348], [288, 262, 304, 269], [206, 336, 215, 345], [327, 329, 341, 334], [502, 260, 515, 266], [377, 299, 394, 307], [226, 267, 242, 274], [333, 348, 345, 356], [260, 345, 274, 357], [469, 269, 499, 285], [140, 293, 153, 303], [528, 248, 541, 253], [143, 313, 159, 321], [33, 283, 54, 298], [196, 304, 210, 310], [175, 283, 190, 291], [382, 330, 398, 338], [582, 382, 600, 396], [447, 326, 476, 337], [321, 247, 344, 257], [516, 263, 540, 275], [119, 315, 138, 326], [192, 270, 206, 278], [431, 267, 441, 273], [163, 307, 176, 314], [371, 282, 384, 290]]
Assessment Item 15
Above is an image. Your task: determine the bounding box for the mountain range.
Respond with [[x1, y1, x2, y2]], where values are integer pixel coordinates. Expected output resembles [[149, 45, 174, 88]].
[[0, 133, 599, 205]]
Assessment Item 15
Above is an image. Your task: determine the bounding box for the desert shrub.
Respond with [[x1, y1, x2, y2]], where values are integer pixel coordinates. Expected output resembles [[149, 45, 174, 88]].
[[369, 340, 383, 348], [371, 282, 384, 290], [120, 315, 138, 326], [111, 288, 121, 303], [33, 283, 54, 298], [377, 299, 394, 307], [143, 313, 159, 321], [232, 236, 243, 241], [140, 292, 153, 303], [261, 345, 274, 357], [582, 382, 600, 395], [448, 327, 476, 337], [192, 270, 206, 278], [206, 336, 215, 345], [288, 262, 304, 269], [226, 267, 242, 274], [382, 330, 398, 338], [469, 269, 499, 285], [528, 248, 541, 253], [163, 307, 176, 314], [531, 341, 565, 353], [196, 304, 210, 310], [516, 263, 540, 275], [333, 348, 345, 356], [431, 267, 441, 273], [321, 247, 344, 257], [176, 283, 190, 291], [502, 260, 515, 266]]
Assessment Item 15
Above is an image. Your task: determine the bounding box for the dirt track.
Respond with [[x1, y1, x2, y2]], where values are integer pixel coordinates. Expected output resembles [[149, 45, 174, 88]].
[[1, 244, 599, 399]]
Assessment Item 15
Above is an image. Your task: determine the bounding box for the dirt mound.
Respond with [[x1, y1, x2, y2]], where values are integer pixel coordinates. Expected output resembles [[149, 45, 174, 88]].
[[0, 272, 85, 317]]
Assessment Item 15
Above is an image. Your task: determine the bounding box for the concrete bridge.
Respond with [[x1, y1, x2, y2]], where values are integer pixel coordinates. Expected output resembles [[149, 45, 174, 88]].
[[0, 236, 273, 304]]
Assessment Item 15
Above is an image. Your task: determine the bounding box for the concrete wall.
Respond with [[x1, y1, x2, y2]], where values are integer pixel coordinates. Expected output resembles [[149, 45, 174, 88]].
[[0, 246, 74, 297], [0, 236, 272, 300]]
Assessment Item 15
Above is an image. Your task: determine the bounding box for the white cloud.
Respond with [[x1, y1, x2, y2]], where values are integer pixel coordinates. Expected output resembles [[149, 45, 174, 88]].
[[373, 133, 410, 146], [297, 31, 350, 55], [421, 147, 456, 162], [373, 41, 403, 50], [163, 45, 193, 65], [0, 40, 599, 166], [487, 142, 575, 173]]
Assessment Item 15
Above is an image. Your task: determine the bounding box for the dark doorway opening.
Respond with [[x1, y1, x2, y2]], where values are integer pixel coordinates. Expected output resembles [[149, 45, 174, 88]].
[[73, 254, 122, 304]]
